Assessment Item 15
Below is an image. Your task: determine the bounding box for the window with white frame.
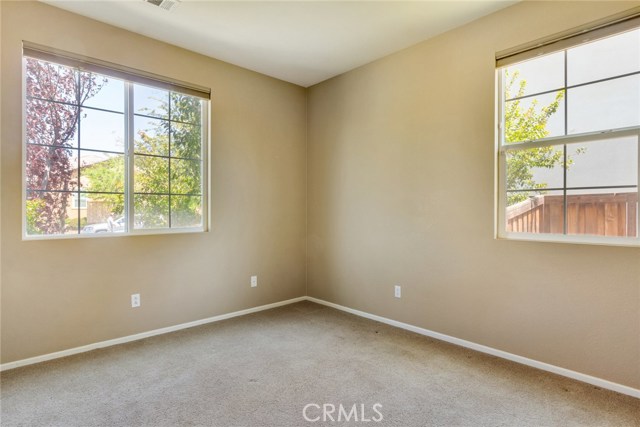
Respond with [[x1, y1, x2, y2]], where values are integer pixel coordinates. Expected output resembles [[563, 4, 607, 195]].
[[496, 19, 639, 245], [23, 45, 209, 238]]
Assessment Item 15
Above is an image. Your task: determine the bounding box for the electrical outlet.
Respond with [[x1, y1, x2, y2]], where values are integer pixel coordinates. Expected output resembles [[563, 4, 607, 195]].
[[394, 285, 401, 298], [251, 276, 258, 287], [131, 293, 140, 308]]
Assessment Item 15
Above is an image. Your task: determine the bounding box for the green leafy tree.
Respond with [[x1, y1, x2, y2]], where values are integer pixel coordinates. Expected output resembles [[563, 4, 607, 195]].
[[26, 198, 45, 235], [82, 156, 125, 217], [86, 92, 202, 227], [504, 70, 565, 205]]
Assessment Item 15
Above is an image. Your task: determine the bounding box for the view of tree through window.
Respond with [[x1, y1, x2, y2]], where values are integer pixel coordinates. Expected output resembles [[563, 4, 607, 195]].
[[24, 56, 207, 237], [499, 28, 639, 241]]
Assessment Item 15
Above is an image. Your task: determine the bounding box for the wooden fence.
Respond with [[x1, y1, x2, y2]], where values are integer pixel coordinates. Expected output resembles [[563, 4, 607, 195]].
[[506, 192, 638, 237]]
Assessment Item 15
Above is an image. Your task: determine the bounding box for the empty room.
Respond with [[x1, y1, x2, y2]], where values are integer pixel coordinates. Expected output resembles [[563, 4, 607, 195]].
[[1, 0, 639, 425]]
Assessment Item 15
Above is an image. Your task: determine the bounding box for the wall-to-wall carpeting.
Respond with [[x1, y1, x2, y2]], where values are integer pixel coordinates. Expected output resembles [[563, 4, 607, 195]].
[[2, 302, 638, 426]]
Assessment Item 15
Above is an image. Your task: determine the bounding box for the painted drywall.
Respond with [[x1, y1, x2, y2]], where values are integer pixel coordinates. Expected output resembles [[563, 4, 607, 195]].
[[307, 1, 640, 389], [0, 1, 307, 363]]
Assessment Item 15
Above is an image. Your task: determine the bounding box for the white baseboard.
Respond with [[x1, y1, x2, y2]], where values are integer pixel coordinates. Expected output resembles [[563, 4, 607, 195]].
[[0, 296, 306, 372], [306, 296, 640, 399], [2, 294, 638, 400]]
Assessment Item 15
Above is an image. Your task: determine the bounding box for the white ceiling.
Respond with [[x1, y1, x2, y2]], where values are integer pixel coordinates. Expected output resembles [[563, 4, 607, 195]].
[[41, 0, 516, 87]]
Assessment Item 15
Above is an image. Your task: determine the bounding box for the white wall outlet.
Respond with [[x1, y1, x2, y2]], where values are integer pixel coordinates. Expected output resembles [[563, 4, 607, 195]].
[[394, 285, 401, 298], [131, 293, 141, 308], [251, 276, 258, 287]]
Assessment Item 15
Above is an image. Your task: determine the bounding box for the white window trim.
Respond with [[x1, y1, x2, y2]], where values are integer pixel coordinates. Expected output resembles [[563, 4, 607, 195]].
[[21, 54, 211, 241], [495, 70, 640, 247]]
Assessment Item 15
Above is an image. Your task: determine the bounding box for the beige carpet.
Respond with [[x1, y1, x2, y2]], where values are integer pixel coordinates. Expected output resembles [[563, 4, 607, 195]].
[[1, 301, 638, 426]]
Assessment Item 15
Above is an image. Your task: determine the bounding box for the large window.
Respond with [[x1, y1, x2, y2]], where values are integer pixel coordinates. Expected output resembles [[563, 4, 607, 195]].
[[496, 21, 639, 246], [23, 47, 209, 238]]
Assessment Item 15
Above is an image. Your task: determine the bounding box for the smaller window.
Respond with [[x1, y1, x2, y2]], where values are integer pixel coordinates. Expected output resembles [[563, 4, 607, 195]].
[[496, 25, 640, 246]]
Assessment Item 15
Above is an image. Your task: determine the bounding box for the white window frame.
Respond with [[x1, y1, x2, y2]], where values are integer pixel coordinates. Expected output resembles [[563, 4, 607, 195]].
[[22, 45, 211, 240], [495, 22, 640, 247]]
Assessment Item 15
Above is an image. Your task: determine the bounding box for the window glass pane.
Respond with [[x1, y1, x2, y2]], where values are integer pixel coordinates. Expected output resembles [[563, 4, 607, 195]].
[[80, 109, 125, 152], [170, 93, 202, 124], [80, 151, 125, 193], [566, 189, 638, 237], [134, 84, 169, 119], [567, 74, 640, 134], [171, 123, 201, 159], [503, 52, 564, 99], [506, 190, 565, 234], [134, 116, 169, 156], [506, 146, 564, 191], [568, 29, 640, 86], [171, 159, 201, 195], [134, 195, 169, 229], [566, 136, 638, 188], [81, 194, 126, 234], [26, 98, 78, 147], [26, 190, 79, 235], [504, 91, 565, 143], [81, 74, 124, 112], [25, 58, 78, 104], [171, 195, 203, 228], [134, 155, 169, 194], [26, 145, 79, 192]]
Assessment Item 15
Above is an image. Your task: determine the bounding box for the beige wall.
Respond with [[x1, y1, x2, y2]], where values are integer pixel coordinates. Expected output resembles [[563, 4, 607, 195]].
[[307, 1, 640, 389], [0, 1, 307, 363]]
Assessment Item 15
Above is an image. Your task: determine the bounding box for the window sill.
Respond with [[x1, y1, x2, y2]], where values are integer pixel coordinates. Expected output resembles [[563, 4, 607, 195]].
[[496, 231, 640, 248], [22, 227, 208, 241]]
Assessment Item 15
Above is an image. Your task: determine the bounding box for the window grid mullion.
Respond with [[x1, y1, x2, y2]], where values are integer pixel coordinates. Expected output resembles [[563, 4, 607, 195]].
[[201, 100, 208, 231], [637, 129, 640, 237], [126, 82, 135, 234], [26, 142, 125, 157], [75, 71, 81, 235], [503, 69, 640, 103], [499, 126, 640, 152], [26, 95, 124, 116], [507, 185, 638, 193], [129, 152, 201, 162], [168, 93, 172, 229], [563, 50, 568, 235], [133, 111, 198, 127], [28, 189, 127, 195]]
